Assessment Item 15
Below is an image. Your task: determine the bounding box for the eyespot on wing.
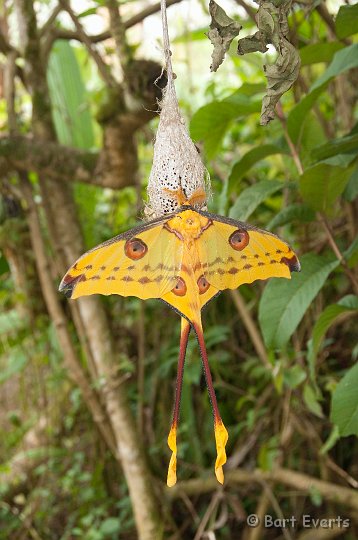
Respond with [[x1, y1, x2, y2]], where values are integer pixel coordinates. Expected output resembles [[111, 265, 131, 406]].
[[172, 277, 187, 296], [229, 229, 249, 251], [124, 238, 148, 260]]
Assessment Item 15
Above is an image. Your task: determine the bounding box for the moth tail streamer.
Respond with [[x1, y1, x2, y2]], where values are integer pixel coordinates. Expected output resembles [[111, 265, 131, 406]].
[[167, 318, 191, 487], [194, 318, 228, 484], [214, 419, 229, 484]]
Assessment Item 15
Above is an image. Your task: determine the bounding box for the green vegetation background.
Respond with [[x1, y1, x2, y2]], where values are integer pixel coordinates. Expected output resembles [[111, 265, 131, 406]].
[[0, 1, 357, 539]]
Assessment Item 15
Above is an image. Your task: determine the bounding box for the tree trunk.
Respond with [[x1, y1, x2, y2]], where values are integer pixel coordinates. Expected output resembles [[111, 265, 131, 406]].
[[15, 1, 165, 538]]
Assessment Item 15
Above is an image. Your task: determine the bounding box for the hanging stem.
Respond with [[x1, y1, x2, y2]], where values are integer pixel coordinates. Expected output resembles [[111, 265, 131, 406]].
[[160, 0, 174, 86]]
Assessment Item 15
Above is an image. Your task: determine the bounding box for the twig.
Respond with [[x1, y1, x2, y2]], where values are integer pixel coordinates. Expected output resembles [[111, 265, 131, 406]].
[[39, 3, 62, 37], [319, 215, 358, 295], [105, 0, 129, 75], [276, 102, 304, 175], [234, 0, 257, 23], [137, 301, 145, 433], [193, 491, 223, 540], [4, 50, 17, 133], [0, 502, 43, 540], [261, 482, 293, 540], [0, 27, 13, 54], [47, 0, 183, 48], [0, 26, 25, 85], [127, 0, 183, 30], [315, 4, 351, 46], [59, 0, 117, 88], [247, 492, 270, 540], [230, 290, 270, 369]]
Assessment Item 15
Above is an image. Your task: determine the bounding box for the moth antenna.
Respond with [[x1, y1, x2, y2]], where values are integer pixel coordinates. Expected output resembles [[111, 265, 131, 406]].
[[193, 317, 228, 484], [167, 317, 191, 487]]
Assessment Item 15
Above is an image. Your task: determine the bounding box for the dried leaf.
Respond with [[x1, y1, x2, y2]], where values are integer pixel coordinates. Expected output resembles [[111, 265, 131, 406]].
[[206, 0, 242, 72], [237, 0, 300, 125], [261, 40, 301, 125], [237, 31, 267, 55]]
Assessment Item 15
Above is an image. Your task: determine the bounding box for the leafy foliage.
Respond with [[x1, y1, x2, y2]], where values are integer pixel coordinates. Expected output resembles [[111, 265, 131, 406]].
[[0, 1, 357, 539]]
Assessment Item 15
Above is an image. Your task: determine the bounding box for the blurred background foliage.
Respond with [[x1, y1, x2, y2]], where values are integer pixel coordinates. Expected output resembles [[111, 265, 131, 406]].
[[0, 0, 357, 539]]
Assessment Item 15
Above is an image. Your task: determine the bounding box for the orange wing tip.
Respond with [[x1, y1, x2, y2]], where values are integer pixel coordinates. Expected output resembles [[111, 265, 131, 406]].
[[167, 426, 177, 487], [214, 420, 228, 485]]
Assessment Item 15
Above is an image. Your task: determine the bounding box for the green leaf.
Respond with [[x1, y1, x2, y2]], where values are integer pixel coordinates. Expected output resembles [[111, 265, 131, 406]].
[[78, 7, 98, 18], [310, 295, 358, 366], [336, 4, 358, 39], [320, 425, 340, 455], [190, 101, 235, 158], [299, 163, 353, 214], [230, 82, 266, 97], [331, 362, 358, 436], [47, 41, 95, 149], [173, 27, 208, 43], [228, 144, 285, 192], [311, 43, 358, 91], [309, 485, 323, 507], [300, 42, 344, 66], [345, 237, 358, 270], [258, 436, 279, 471], [304, 384, 324, 418], [266, 203, 315, 230], [287, 86, 324, 145], [343, 166, 358, 202], [0, 310, 25, 335], [228, 180, 283, 221], [283, 365, 307, 389], [0, 351, 27, 384], [190, 97, 261, 158], [99, 517, 121, 536], [259, 254, 339, 348], [0, 254, 10, 276], [288, 44, 358, 144], [311, 134, 358, 162]]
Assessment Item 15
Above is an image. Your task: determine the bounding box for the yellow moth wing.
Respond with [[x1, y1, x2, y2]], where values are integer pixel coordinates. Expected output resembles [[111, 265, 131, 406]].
[[196, 212, 300, 291], [59, 219, 183, 300], [161, 275, 220, 323]]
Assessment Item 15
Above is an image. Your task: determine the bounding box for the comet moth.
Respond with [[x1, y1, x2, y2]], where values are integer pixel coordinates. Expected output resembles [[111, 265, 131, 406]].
[[59, 187, 300, 486]]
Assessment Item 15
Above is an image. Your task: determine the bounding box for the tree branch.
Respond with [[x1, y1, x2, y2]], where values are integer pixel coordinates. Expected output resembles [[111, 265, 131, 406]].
[[167, 467, 358, 512], [0, 25, 26, 86], [39, 3, 62, 37], [49, 0, 183, 45], [234, 0, 256, 23], [105, 0, 131, 75], [59, 0, 117, 88], [0, 134, 138, 189], [0, 135, 100, 184], [230, 290, 270, 369]]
